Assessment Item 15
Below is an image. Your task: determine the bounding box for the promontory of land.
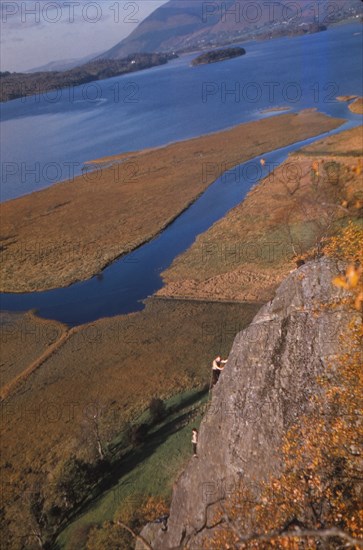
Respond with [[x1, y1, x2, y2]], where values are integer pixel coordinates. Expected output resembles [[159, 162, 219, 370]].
[[0, 53, 177, 102], [337, 95, 359, 102], [0, 111, 345, 293], [349, 96, 363, 114], [337, 95, 363, 113]]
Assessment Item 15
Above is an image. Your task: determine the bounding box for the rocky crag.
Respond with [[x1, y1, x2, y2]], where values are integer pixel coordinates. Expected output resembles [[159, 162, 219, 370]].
[[138, 258, 357, 549]]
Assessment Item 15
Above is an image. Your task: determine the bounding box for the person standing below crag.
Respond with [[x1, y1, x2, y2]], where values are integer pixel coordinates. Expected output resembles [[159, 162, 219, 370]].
[[211, 355, 228, 387], [192, 428, 198, 457]]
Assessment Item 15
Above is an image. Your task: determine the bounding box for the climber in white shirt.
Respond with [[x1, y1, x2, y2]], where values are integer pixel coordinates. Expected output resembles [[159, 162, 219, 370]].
[[211, 356, 228, 386]]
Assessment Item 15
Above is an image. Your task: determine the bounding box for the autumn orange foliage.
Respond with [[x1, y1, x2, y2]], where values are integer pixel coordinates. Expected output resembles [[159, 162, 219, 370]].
[[324, 221, 363, 311], [86, 495, 169, 550]]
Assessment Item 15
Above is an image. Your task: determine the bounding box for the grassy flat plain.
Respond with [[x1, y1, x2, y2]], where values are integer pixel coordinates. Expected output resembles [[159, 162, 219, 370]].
[[0, 110, 344, 293], [158, 126, 363, 303], [0, 298, 259, 548], [0, 312, 67, 390]]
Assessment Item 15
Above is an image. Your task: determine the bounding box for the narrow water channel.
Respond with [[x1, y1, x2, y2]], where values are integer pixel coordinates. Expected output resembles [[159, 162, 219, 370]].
[[0, 119, 358, 326]]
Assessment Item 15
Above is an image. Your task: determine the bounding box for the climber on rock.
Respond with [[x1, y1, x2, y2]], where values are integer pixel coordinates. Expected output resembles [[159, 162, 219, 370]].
[[211, 355, 228, 387]]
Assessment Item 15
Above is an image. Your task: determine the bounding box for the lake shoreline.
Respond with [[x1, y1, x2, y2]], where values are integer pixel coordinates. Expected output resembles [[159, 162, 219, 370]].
[[0, 110, 345, 294]]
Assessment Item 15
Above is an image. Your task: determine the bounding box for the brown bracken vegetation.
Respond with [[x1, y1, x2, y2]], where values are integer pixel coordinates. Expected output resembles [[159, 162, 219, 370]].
[[159, 126, 363, 303], [0, 111, 344, 293]]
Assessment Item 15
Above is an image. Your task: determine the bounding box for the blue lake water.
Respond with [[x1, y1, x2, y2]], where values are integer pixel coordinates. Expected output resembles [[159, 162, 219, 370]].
[[1, 23, 362, 201], [0, 23, 362, 324]]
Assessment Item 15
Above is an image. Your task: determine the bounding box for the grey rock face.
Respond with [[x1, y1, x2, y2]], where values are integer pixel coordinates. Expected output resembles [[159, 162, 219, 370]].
[[151, 259, 354, 549], [136, 523, 164, 550]]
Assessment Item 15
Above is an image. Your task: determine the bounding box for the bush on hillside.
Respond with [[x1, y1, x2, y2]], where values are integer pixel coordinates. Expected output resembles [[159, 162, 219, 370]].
[[149, 398, 166, 424]]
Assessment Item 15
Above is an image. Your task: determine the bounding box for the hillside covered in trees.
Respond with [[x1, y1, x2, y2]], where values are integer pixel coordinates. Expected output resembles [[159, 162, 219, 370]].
[[0, 53, 177, 102]]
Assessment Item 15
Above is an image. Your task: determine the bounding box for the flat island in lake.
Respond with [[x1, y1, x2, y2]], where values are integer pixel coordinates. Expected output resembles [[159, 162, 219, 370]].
[[260, 106, 292, 114], [191, 47, 246, 66]]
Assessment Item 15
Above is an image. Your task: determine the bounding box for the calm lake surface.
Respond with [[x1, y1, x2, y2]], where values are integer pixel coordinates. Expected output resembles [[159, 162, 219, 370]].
[[0, 23, 362, 324]]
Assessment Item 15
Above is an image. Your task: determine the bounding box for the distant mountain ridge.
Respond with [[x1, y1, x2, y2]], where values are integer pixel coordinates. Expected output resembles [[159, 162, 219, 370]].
[[99, 0, 363, 58]]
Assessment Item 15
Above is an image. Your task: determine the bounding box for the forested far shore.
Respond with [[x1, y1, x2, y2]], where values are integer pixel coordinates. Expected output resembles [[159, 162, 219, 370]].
[[0, 53, 177, 102]]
